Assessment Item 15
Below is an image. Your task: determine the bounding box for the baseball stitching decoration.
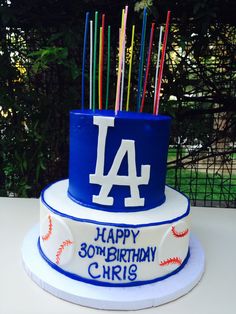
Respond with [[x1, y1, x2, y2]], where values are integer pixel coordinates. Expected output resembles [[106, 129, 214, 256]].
[[158, 220, 190, 271], [171, 225, 189, 238], [41, 214, 53, 241], [40, 214, 74, 266], [159, 256, 182, 267]]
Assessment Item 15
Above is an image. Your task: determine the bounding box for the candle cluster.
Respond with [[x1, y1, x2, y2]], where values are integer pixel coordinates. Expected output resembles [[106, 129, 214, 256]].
[[81, 7, 171, 115]]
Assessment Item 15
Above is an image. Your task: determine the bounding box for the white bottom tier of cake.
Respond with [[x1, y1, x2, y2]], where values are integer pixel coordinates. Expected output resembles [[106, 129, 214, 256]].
[[38, 179, 192, 287], [22, 225, 205, 310]]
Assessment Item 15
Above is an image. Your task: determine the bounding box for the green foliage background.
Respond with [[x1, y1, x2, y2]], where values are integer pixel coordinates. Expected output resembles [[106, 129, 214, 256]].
[[0, 0, 235, 200]]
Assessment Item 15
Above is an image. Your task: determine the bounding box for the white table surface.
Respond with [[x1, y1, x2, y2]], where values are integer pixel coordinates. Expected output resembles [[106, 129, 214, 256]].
[[0, 197, 235, 314]]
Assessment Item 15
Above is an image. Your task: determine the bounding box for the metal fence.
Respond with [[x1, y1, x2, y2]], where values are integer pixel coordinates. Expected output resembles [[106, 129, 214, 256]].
[[167, 112, 236, 208], [165, 23, 236, 208], [0, 15, 235, 207]]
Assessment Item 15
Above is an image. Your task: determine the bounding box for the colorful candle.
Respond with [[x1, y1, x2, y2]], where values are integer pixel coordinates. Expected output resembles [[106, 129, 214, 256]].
[[140, 22, 155, 113], [126, 25, 135, 111], [98, 27, 102, 110], [115, 6, 128, 113], [154, 11, 171, 115], [153, 26, 163, 110], [120, 34, 126, 111], [136, 7, 147, 111], [89, 20, 93, 110], [81, 12, 89, 110], [119, 9, 125, 111], [100, 14, 105, 110], [93, 11, 98, 110], [105, 25, 111, 110]]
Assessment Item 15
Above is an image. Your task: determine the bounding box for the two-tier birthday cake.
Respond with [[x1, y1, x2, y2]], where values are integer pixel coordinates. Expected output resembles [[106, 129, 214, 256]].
[[22, 7, 204, 310], [39, 110, 190, 287], [22, 109, 204, 310]]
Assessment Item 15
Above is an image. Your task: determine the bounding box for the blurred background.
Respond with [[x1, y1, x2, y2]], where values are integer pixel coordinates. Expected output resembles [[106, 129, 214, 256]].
[[0, 0, 235, 207]]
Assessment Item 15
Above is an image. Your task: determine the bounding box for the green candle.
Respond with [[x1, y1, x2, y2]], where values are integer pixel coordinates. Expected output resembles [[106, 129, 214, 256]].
[[105, 25, 111, 110], [93, 11, 98, 110]]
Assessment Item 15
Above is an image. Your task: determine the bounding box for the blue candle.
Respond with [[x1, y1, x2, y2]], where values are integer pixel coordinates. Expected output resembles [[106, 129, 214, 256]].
[[136, 7, 147, 112], [81, 12, 90, 110]]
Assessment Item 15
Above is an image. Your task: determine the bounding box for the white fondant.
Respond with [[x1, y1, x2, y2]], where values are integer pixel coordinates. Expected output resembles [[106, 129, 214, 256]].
[[22, 225, 205, 310], [158, 220, 190, 272], [40, 214, 74, 266], [44, 180, 189, 224], [40, 180, 190, 285], [89, 116, 150, 207], [92, 116, 115, 179]]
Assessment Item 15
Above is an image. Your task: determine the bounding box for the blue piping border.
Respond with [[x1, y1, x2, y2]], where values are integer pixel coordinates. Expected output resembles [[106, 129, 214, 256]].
[[67, 189, 167, 213], [41, 179, 190, 229], [38, 238, 190, 288]]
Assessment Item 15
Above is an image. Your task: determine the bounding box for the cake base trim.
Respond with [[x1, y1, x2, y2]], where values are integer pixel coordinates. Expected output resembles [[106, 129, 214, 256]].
[[22, 224, 205, 310], [37, 237, 190, 287]]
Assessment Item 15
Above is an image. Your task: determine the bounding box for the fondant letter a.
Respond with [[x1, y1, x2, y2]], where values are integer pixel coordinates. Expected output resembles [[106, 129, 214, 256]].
[[89, 116, 150, 207]]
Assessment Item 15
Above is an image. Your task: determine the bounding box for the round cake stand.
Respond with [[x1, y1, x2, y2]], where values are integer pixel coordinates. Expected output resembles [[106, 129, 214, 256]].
[[22, 225, 205, 311]]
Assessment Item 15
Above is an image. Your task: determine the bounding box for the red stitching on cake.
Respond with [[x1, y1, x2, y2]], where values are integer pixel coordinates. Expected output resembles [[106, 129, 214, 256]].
[[159, 257, 182, 266], [42, 215, 53, 241], [171, 226, 189, 238], [55, 240, 73, 265]]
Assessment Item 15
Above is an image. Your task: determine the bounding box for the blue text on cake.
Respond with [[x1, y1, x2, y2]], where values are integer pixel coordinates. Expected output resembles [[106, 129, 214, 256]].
[[78, 226, 157, 282]]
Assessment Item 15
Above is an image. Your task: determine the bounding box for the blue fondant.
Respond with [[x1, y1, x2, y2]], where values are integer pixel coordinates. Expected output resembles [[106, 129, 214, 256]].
[[68, 110, 171, 212], [41, 180, 191, 229], [38, 238, 190, 287]]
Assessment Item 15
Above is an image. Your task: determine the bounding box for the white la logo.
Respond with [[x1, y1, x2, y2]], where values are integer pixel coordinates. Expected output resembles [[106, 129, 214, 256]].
[[89, 116, 150, 207]]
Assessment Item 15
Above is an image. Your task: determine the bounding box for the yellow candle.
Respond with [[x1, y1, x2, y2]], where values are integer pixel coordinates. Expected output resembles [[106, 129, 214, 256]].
[[98, 27, 102, 109], [126, 25, 135, 111]]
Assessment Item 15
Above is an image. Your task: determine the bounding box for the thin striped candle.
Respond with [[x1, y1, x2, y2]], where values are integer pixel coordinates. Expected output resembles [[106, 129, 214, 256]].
[[153, 26, 163, 110], [115, 6, 128, 113], [126, 25, 135, 111], [81, 12, 89, 110], [136, 7, 147, 111], [119, 9, 125, 111], [92, 11, 98, 110], [100, 14, 105, 110], [119, 34, 126, 111], [89, 20, 93, 109], [105, 25, 111, 109], [98, 27, 102, 109], [154, 11, 171, 115], [140, 22, 155, 113]]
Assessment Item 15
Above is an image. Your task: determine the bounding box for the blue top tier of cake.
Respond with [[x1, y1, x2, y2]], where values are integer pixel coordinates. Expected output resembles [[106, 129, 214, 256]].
[[68, 110, 171, 212]]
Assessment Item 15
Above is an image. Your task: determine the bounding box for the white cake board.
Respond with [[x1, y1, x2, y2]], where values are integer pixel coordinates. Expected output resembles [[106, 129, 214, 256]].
[[22, 225, 205, 311]]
